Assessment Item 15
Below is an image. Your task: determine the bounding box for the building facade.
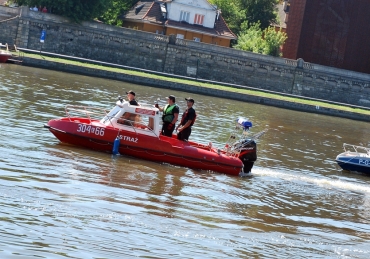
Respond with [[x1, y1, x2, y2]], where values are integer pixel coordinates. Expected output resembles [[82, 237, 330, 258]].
[[122, 0, 236, 47], [284, 0, 370, 74]]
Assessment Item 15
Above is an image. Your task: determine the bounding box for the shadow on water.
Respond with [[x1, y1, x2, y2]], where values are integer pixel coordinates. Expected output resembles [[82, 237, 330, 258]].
[[44, 142, 216, 218]]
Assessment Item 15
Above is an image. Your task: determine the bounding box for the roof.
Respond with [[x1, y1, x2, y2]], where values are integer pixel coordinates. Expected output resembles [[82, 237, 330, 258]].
[[165, 15, 236, 39], [124, 0, 164, 24], [123, 0, 236, 39]]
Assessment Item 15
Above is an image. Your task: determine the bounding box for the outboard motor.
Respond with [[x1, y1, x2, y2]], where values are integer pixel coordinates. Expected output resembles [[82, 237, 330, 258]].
[[224, 117, 266, 175], [238, 139, 257, 174]]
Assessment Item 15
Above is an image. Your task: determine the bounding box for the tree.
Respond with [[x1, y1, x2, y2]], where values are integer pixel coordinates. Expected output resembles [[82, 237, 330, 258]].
[[209, 0, 245, 35], [262, 26, 287, 56], [16, 0, 113, 22], [234, 22, 287, 57], [233, 22, 264, 53], [99, 0, 136, 26], [210, 0, 279, 35], [240, 0, 279, 30]]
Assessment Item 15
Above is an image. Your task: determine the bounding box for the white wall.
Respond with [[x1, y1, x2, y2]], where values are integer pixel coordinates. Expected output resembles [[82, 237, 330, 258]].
[[167, 0, 217, 28]]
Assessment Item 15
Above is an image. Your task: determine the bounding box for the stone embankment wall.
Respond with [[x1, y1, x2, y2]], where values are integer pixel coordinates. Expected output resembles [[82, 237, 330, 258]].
[[0, 6, 19, 45], [1, 6, 370, 108], [22, 56, 370, 122]]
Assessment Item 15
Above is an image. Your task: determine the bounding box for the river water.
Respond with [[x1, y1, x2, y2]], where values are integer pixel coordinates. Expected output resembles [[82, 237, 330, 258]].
[[1, 64, 370, 258]]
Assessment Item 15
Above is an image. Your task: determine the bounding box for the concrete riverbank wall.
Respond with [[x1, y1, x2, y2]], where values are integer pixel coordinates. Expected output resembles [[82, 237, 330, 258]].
[[21, 56, 370, 122], [1, 6, 370, 109]]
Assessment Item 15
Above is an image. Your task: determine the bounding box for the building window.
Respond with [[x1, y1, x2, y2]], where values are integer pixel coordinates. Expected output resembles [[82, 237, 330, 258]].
[[176, 34, 184, 39], [194, 14, 204, 25], [193, 37, 200, 42], [180, 11, 190, 22]]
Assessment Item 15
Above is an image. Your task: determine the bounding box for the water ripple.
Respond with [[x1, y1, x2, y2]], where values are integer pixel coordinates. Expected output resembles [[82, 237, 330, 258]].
[[1, 65, 370, 258]]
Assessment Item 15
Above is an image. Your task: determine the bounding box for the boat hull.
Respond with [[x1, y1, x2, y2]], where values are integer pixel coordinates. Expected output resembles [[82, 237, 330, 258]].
[[46, 118, 245, 176], [0, 53, 12, 63], [336, 153, 370, 174]]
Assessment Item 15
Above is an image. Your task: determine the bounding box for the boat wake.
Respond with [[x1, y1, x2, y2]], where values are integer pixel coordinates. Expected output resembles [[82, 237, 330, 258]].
[[251, 167, 370, 194]]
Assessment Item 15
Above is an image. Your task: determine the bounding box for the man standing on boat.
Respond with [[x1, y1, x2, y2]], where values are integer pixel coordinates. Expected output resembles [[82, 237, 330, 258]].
[[126, 90, 139, 106], [176, 98, 196, 141], [155, 95, 179, 137]]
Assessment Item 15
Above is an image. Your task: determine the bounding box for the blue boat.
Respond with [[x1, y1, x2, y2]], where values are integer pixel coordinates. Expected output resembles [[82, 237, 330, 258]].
[[336, 143, 370, 174]]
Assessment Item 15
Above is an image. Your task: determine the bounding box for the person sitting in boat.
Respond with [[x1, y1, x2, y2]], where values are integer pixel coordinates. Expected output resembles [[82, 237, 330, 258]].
[[155, 95, 179, 137], [176, 97, 196, 141], [118, 90, 140, 126]]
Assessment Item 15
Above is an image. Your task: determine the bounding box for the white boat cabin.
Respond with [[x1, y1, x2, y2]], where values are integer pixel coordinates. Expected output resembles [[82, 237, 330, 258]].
[[99, 100, 161, 137]]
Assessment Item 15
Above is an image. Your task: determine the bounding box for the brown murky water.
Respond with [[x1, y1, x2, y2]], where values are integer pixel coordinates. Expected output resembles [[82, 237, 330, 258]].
[[1, 64, 370, 258]]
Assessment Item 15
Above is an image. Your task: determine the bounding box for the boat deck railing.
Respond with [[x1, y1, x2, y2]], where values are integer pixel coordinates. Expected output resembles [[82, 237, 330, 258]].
[[65, 105, 159, 138], [223, 127, 267, 157], [343, 143, 370, 156], [65, 105, 110, 122]]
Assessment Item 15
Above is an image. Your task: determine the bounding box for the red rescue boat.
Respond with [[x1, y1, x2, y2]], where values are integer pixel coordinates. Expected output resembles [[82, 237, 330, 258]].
[[44, 98, 266, 176], [0, 50, 12, 63]]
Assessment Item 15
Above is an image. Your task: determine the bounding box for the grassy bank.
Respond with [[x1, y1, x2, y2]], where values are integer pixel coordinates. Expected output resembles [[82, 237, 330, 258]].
[[23, 52, 370, 116]]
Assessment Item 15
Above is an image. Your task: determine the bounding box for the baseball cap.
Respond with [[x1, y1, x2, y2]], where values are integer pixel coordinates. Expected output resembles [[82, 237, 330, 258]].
[[166, 95, 176, 102], [185, 97, 194, 103], [126, 90, 135, 96]]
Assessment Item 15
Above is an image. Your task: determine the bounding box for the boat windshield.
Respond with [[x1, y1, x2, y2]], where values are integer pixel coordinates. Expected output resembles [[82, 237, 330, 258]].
[[343, 143, 370, 156], [117, 113, 155, 131]]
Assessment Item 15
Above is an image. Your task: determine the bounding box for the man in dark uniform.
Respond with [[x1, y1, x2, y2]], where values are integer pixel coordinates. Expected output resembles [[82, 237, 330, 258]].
[[155, 95, 179, 137], [176, 97, 196, 141]]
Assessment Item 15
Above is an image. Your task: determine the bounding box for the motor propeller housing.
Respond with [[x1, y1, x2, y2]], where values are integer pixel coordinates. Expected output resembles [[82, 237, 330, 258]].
[[238, 139, 257, 173]]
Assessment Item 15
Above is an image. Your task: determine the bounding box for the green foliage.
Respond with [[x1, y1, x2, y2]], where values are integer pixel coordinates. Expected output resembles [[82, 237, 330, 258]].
[[16, 0, 113, 22], [211, 0, 284, 56], [234, 22, 287, 57], [99, 0, 136, 26], [210, 0, 279, 35], [208, 0, 245, 35], [239, 0, 279, 30], [262, 26, 287, 56], [234, 22, 264, 53]]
